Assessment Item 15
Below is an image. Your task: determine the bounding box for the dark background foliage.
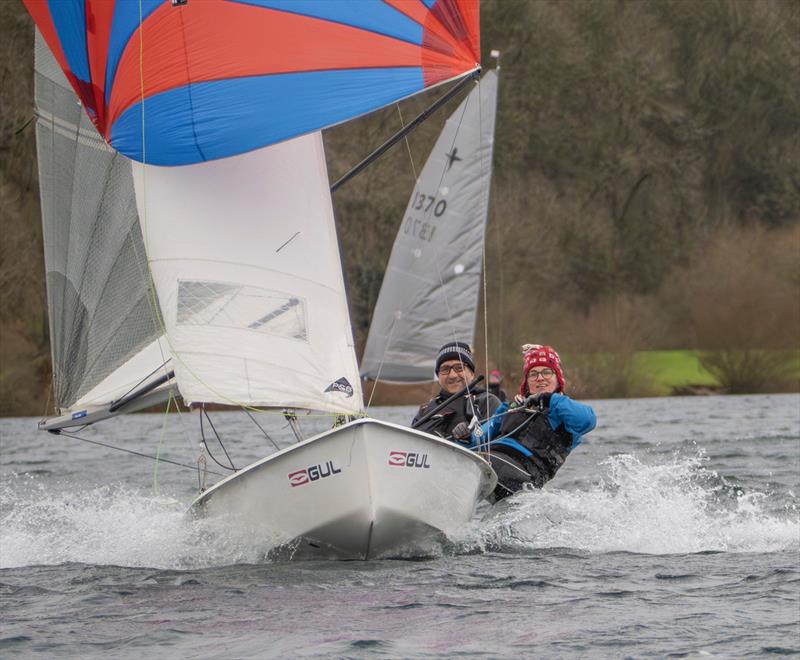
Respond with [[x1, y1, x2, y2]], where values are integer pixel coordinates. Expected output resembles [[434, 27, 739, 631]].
[[1, 0, 798, 413]]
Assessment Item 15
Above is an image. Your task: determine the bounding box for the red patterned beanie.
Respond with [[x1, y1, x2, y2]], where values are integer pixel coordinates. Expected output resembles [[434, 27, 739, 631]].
[[519, 344, 565, 395]]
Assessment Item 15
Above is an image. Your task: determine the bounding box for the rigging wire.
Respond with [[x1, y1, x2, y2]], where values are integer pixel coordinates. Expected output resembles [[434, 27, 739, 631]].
[[478, 61, 499, 457], [478, 73, 491, 426], [199, 406, 237, 472], [41, 382, 53, 423], [491, 53, 505, 379], [242, 407, 281, 451], [53, 428, 224, 477]]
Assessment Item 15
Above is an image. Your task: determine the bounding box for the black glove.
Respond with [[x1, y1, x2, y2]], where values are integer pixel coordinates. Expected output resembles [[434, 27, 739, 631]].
[[451, 421, 471, 441], [527, 392, 553, 410]]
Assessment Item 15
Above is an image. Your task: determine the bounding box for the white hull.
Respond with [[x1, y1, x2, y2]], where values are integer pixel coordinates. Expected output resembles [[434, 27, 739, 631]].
[[190, 418, 496, 559]]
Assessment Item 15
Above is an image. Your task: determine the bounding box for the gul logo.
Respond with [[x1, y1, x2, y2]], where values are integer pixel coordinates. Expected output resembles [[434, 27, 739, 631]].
[[287, 460, 342, 487], [388, 451, 431, 469], [324, 377, 354, 398]]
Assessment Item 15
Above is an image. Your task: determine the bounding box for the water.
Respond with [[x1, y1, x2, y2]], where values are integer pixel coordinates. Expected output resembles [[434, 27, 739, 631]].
[[1, 395, 798, 657]]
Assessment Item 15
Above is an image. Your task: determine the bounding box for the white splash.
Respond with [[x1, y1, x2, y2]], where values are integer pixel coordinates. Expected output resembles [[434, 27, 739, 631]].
[[0, 476, 284, 569], [2, 452, 797, 568], [455, 453, 799, 555]]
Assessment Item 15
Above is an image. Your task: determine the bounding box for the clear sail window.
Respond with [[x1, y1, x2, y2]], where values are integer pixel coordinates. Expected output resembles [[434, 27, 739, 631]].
[[177, 280, 308, 342]]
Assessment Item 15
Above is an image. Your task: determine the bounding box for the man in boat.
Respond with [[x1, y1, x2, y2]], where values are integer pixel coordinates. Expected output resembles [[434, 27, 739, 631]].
[[476, 344, 596, 502], [412, 341, 502, 443], [488, 369, 508, 403]]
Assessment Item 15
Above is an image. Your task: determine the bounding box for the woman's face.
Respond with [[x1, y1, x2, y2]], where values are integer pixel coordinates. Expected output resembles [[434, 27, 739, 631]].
[[526, 366, 558, 395]]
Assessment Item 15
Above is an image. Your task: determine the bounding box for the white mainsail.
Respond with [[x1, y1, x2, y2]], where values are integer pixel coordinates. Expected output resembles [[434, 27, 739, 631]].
[[360, 71, 499, 383], [132, 134, 363, 415]]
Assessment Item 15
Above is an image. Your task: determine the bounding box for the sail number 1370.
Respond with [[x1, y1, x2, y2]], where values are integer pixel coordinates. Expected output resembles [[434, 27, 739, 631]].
[[412, 192, 447, 217], [404, 192, 447, 243]]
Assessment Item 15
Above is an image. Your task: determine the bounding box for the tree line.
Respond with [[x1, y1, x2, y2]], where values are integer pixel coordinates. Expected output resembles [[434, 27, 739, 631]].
[[1, 1, 798, 414]]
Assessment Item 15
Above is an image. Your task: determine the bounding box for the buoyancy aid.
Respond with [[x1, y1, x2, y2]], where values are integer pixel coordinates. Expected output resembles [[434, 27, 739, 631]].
[[496, 407, 573, 486], [413, 387, 493, 438]]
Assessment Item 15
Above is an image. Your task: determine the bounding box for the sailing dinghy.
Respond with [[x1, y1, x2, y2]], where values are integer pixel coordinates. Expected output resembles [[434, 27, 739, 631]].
[[27, 0, 495, 559]]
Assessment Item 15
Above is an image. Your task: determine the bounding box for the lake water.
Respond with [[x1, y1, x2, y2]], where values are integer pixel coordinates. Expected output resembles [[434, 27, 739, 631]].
[[1, 395, 798, 658]]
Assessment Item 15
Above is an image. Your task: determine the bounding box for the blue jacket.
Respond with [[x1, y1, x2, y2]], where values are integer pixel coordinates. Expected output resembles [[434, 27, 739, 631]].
[[468, 393, 596, 455]]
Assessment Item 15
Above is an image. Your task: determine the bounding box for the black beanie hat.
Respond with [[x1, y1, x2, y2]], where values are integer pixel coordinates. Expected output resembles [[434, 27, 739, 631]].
[[435, 341, 475, 374]]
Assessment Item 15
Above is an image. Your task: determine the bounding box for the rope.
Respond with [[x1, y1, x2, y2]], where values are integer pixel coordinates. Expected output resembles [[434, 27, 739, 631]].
[[366, 317, 398, 410], [362, 102, 417, 408], [54, 428, 224, 477], [152, 392, 173, 493], [481, 451, 528, 498], [396, 103, 418, 180], [475, 406, 540, 452]]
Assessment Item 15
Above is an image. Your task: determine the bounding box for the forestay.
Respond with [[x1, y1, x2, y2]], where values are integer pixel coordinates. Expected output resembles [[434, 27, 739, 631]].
[[33, 31, 167, 413], [132, 134, 363, 415], [361, 70, 498, 383]]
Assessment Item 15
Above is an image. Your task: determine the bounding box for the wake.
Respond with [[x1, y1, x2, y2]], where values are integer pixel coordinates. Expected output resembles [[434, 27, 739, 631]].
[[453, 452, 799, 555]]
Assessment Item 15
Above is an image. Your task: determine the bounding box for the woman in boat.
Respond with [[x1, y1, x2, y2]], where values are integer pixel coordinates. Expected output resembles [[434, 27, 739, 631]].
[[412, 341, 501, 442], [477, 344, 596, 501]]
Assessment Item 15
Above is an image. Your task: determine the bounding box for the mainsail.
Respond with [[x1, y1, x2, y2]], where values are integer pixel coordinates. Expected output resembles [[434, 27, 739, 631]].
[[360, 70, 498, 383], [132, 134, 363, 414]]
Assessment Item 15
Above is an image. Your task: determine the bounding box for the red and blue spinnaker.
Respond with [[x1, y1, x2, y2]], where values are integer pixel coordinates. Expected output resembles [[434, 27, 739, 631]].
[[25, 0, 480, 166]]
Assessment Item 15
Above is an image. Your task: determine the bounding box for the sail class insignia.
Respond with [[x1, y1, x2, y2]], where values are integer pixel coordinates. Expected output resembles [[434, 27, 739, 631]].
[[324, 377, 354, 397]]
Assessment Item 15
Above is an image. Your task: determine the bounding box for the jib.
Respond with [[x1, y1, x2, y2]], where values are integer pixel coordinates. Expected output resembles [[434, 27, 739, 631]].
[[405, 453, 430, 468], [308, 460, 341, 480]]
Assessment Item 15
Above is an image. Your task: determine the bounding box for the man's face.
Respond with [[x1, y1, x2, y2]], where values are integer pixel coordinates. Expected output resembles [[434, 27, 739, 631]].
[[437, 359, 474, 394]]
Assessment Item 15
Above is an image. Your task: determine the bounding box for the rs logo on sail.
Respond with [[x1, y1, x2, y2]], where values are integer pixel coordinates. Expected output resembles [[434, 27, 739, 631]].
[[287, 461, 342, 487], [388, 451, 431, 469]]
